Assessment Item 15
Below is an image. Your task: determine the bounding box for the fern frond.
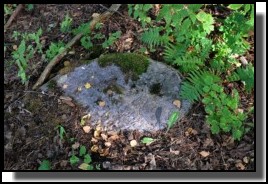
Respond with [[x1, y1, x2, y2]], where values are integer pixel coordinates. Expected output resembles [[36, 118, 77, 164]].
[[237, 64, 254, 92], [141, 27, 168, 48], [180, 70, 221, 102], [174, 55, 204, 72], [163, 43, 186, 62]]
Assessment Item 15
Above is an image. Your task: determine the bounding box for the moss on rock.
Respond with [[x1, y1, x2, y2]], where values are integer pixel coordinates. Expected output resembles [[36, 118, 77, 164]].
[[98, 53, 149, 81]]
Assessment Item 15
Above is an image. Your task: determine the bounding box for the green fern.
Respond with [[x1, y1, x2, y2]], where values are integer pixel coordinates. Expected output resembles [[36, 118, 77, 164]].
[[174, 55, 204, 73], [141, 27, 168, 48], [180, 70, 221, 102], [163, 43, 187, 62], [227, 64, 254, 92]]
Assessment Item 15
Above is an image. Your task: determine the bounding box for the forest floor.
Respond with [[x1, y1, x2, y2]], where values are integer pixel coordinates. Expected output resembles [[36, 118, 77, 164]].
[[4, 4, 255, 170]]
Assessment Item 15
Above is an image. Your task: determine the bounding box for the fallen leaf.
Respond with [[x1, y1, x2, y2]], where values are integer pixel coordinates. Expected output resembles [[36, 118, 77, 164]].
[[130, 140, 138, 147], [91, 145, 99, 152], [203, 138, 214, 147], [100, 148, 109, 157], [91, 137, 98, 143], [170, 148, 180, 155], [60, 96, 72, 101], [62, 84, 68, 89], [79, 163, 90, 170], [173, 100, 181, 108], [92, 13, 100, 18], [199, 151, 210, 158], [84, 82, 92, 89], [83, 126, 91, 133], [243, 157, 249, 164], [104, 141, 112, 147], [108, 135, 119, 142], [62, 100, 75, 107], [95, 124, 103, 132], [107, 131, 118, 136], [72, 142, 80, 149], [80, 113, 91, 126], [77, 86, 82, 92], [98, 101, 105, 107], [13, 45, 17, 50], [94, 130, 101, 138], [101, 133, 108, 141], [235, 162, 245, 170]]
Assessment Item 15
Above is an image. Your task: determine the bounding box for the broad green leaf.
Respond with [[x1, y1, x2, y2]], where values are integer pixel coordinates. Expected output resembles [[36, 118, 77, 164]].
[[84, 154, 92, 164], [38, 160, 51, 170], [59, 126, 66, 140], [79, 146, 87, 156], [141, 137, 155, 144], [228, 4, 243, 10], [70, 155, 79, 165], [166, 111, 180, 133]]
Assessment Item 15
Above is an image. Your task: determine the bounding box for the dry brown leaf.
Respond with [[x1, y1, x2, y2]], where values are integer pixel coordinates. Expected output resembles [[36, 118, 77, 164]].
[[98, 101, 105, 107], [104, 141, 112, 147], [170, 148, 180, 155], [83, 126, 91, 133], [13, 45, 17, 50], [60, 96, 72, 101], [101, 133, 108, 141], [100, 148, 109, 157], [107, 131, 118, 136], [92, 13, 100, 18], [173, 99, 181, 108], [91, 137, 98, 143], [130, 140, 137, 147], [199, 151, 210, 158], [108, 135, 119, 142], [203, 138, 214, 147], [235, 162, 245, 170], [72, 142, 80, 149]]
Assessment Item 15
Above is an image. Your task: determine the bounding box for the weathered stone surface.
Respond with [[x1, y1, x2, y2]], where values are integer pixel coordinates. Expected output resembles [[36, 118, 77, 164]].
[[41, 57, 191, 132]]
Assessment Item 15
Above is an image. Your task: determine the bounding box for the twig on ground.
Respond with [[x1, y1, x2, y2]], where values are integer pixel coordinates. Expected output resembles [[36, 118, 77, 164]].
[[32, 4, 121, 90], [4, 4, 24, 31]]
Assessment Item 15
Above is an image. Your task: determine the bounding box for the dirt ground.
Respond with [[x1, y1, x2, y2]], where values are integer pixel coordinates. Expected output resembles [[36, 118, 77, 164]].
[[4, 4, 255, 170]]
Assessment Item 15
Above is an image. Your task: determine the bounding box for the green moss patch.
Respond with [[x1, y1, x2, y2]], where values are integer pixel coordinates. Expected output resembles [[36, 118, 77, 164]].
[[98, 53, 150, 81]]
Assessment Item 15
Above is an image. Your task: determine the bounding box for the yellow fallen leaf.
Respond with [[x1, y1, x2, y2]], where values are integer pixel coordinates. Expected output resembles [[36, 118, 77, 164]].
[[199, 151, 210, 158], [94, 130, 101, 138], [91, 145, 99, 152], [78, 163, 90, 170], [83, 126, 91, 133], [84, 82, 92, 89]]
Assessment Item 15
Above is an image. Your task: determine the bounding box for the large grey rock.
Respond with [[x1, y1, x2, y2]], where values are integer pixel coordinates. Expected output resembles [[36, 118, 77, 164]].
[[42, 59, 192, 132]]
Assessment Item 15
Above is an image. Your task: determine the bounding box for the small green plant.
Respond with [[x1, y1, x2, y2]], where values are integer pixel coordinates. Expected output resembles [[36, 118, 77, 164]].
[[128, 4, 153, 28], [45, 41, 65, 60], [69, 145, 97, 170], [141, 137, 155, 145], [12, 40, 34, 83], [166, 111, 180, 134], [26, 4, 34, 11], [56, 125, 66, 140], [38, 160, 51, 170], [102, 31, 121, 48], [60, 14, 73, 33], [81, 36, 93, 49]]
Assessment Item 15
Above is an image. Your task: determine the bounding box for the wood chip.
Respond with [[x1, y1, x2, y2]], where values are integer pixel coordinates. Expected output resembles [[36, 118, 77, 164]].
[[60, 96, 72, 101], [104, 141, 112, 147]]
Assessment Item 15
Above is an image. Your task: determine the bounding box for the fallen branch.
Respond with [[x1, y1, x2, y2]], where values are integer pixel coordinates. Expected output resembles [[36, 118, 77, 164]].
[[4, 4, 24, 31], [32, 4, 121, 90]]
